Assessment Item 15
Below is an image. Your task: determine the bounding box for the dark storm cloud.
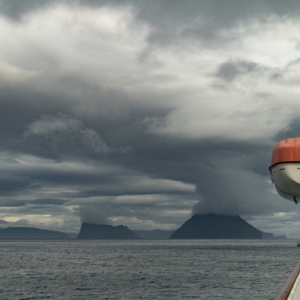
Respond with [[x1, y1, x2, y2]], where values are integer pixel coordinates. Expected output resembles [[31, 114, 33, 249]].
[[0, 198, 68, 207], [0, 199, 26, 207], [132, 0, 300, 52], [2, 0, 300, 27], [0, 85, 70, 158], [30, 199, 68, 205], [0, 175, 34, 196], [1, 0, 300, 236]]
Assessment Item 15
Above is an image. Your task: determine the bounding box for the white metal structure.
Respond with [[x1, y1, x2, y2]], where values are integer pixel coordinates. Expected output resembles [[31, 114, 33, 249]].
[[270, 163, 300, 203]]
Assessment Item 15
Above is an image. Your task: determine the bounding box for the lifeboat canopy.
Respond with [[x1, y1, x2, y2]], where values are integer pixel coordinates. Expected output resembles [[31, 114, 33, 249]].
[[270, 138, 300, 204]]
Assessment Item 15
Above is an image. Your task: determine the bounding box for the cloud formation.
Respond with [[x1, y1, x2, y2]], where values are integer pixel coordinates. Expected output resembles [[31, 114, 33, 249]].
[[1, 0, 300, 236]]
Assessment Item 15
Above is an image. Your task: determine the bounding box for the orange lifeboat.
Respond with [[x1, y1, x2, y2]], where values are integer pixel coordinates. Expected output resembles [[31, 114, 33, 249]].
[[270, 138, 300, 203]]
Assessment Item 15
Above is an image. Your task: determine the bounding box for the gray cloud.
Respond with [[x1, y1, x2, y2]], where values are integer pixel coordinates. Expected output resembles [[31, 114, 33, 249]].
[[0, 175, 34, 196], [133, 0, 300, 54], [193, 163, 284, 216], [1, 0, 300, 237], [0, 199, 26, 207], [0, 0, 55, 20], [24, 113, 129, 155], [0, 218, 30, 228], [215, 60, 260, 82], [77, 205, 111, 225], [30, 198, 68, 205]]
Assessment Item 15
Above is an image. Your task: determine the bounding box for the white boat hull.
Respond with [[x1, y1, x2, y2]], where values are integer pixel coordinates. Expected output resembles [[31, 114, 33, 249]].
[[270, 163, 300, 202]]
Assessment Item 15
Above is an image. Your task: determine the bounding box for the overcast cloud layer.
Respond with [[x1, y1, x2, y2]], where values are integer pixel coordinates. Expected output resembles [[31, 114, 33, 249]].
[[1, 0, 300, 237]]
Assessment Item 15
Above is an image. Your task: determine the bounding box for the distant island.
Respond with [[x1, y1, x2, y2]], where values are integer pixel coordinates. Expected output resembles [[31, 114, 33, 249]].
[[170, 214, 262, 239], [0, 227, 69, 239], [0, 218, 287, 240], [77, 223, 140, 239], [261, 231, 287, 240]]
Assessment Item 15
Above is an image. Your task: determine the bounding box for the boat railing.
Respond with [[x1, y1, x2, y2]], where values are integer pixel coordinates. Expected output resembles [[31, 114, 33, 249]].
[[274, 262, 300, 300]]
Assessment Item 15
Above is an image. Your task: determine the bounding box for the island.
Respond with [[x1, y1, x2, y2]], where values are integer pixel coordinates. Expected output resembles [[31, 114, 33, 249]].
[[170, 214, 262, 239], [77, 223, 140, 239], [261, 231, 287, 240], [0, 227, 69, 239]]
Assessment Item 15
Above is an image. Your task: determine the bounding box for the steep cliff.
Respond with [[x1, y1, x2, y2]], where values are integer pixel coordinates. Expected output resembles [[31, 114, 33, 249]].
[[261, 231, 287, 239]]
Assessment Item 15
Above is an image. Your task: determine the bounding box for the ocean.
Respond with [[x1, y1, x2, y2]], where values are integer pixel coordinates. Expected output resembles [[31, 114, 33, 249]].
[[0, 240, 298, 299]]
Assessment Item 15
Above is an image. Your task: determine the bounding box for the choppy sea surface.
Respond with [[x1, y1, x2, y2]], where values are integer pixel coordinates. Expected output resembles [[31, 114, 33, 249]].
[[0, 240, 299, 299]]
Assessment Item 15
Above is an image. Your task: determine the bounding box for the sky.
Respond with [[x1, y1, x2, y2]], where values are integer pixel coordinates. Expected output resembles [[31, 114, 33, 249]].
[[1, 0, 300, 237]]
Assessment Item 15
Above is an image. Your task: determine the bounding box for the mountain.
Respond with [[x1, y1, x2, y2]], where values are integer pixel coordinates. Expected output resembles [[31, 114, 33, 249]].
[[77, 223, 140, 239], [170, 214, 262, 239], [261, 231, 287, 240], [133, 229, 175, 239], [0, 227, 69, 239]]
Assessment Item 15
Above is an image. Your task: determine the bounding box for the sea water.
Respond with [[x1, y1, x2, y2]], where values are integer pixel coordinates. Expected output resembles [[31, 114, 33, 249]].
[[0, 240, 298, 299]]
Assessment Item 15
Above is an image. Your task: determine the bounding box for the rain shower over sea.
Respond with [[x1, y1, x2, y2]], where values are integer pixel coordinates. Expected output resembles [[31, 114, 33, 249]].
[[0, 239, 297, 299]]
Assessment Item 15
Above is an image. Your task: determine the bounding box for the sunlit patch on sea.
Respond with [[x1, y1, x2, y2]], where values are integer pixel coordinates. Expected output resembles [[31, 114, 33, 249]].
[[0, 240, 298, 299]]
